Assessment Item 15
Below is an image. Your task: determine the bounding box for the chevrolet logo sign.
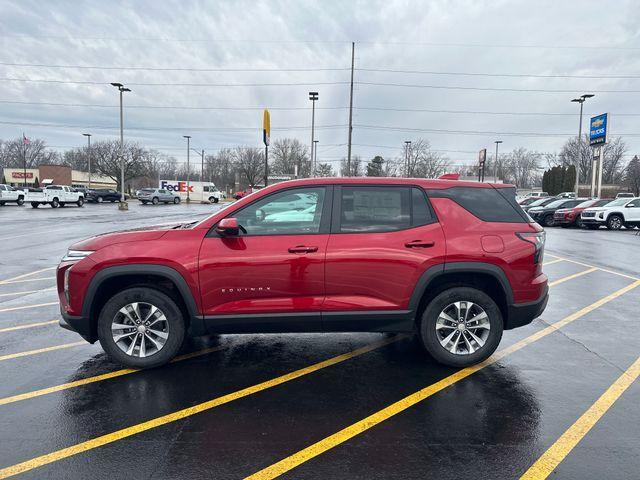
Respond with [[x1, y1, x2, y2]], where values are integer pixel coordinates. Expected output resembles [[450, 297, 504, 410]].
[[592, 118, 604, 128]]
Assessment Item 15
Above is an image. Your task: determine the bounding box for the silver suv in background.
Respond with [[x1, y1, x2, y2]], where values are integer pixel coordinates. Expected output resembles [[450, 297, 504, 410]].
[[136, 188, 181, 205]]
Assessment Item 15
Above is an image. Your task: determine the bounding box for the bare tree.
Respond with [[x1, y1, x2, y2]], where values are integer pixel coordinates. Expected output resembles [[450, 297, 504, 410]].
[[234, 147, 264, 186], [271, 138, 310, 177], [205, 148, 235, 191], [91, 140, 149, 192], [0, 137, 58, 169], [624, 156, 640, 196], [403, 139, 451, 178], [556, 135, 628, 184], [340, 155, 362, 176], [502, 148, 542, 188], [314, 163, 334, 177]]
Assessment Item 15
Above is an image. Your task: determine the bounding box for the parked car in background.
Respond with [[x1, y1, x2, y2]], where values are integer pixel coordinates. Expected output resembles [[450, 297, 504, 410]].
[[580, 197, 640, 230], [233, 186, 262, 200], [27, 185, 85, 208], [553, 198, 612, 228], [518, 196, 548, 206], [517, 191, 548, 202], [159, 180, 225, 204], [522, 197, 558, 213], [0, 184, 25, 206], [555, 192, 576, 199], [528, 198, 587, 227], [85, 188, 122, 203], [136, 188, 180, 205], [615, 192, 635, 199]]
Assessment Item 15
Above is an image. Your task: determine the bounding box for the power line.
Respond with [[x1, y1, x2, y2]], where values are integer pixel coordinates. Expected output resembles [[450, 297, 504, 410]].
[[357, 81, 640, 94], [0, 77, 350, 87], [355, 124, 640, 137], [357, 67, 640, 80]]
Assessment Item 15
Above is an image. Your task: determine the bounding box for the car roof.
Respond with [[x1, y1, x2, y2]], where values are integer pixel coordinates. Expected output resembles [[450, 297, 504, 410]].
[[261, 177, 514, 191]]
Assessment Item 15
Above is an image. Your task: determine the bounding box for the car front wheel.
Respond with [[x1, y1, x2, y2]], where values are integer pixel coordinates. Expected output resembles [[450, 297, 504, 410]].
[[97, 287, 185, 369], [152, 197, 159, 205], [173, 197, 180, 204], [607, 215, 623, 230], [17, 196, 24, 206], [419, 287, 503, 367], [542, 214, 555, 227]]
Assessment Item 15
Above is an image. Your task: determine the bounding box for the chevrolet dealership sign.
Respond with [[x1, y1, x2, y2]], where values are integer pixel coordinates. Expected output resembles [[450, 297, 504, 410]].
[[589, 113, 608, 146]]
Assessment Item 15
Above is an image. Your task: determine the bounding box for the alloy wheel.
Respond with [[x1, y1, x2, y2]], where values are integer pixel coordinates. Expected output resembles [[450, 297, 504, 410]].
[[111, 302, 169, 358], [435, 301, 491, 355]]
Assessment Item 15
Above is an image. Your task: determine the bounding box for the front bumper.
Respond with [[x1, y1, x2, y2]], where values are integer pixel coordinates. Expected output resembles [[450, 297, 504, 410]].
[[506, 285, 549, 330], [60, 308, 95, 343]]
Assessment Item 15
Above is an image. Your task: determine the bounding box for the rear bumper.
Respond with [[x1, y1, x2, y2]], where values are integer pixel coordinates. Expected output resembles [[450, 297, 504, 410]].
[[506, 285, 549, 330]]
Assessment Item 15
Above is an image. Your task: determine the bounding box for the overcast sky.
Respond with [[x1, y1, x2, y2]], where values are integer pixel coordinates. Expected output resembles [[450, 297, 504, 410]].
[[1, 0, 640, 169]]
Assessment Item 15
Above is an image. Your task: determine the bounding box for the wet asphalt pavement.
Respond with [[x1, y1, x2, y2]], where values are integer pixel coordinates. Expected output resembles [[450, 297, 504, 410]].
[[0, 201, 639, 479]]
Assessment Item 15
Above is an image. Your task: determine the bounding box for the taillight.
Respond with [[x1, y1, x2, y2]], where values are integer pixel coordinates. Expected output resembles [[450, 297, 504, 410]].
[[516, 231, 546, 264]]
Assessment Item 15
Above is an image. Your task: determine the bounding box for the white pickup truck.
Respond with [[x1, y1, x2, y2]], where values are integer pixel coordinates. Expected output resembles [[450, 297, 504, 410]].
[[0, 184, 26, 206], [27, 185, 85, 208]]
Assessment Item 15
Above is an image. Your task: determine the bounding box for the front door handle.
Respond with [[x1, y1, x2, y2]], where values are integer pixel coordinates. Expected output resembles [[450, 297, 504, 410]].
[[404, 240, 435, 248], [288, 245, 319, 254]]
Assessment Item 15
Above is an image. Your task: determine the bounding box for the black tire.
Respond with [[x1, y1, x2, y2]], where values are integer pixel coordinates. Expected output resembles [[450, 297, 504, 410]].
[[152, 197, 159, 205], [59, 202, 66, 208], [419, 287, 504, 368], [97, 196, 103, 203], [31, 202, 39, 208], [0, 201, 4, 206], [51, 198, 59, 208], [173, 197, 180, 204], [97, 287, 185, 369], [16, 196, 24, 206], [606, 214, 623, 230], [542, 214, 555, 227], [141, 201, 148, 205], [77, 197, 84, 207], [213, 197, 219, 203]]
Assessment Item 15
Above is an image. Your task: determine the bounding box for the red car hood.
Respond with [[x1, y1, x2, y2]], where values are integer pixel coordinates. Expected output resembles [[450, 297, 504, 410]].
[[71, 222, 184, 251]]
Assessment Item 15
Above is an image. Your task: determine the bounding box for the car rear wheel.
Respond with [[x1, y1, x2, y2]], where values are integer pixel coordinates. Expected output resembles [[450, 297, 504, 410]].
[[97, 287, 185, 369], [97, 196, 103, 203], [419, 287, 503, 367], [77, 198, 84, 207], [607, 214, 623, 230], [542, 214, 555, 227], [51, 198, 59, 208], [16, 196, 24, 206], [152, 197, 159, 205], [31, 202, 39, 208]]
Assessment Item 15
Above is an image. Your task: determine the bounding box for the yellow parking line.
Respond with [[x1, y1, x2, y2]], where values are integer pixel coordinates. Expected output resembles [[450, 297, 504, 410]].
[[0, 277, 56, 285], [546, 254, 640, 282], [542, 258, 564, 266], [0, 320, 58, 334], [0, 302, 58, 314], [548, 267, 597, 287], [244, 280, 640, 480], [0, 341, 86, 362], [0, 344, 228, 406], [0, 335, 404, 478], [0, 288, 56, 298], [0, 267, 56, 285], [521, 355, 640, 479]]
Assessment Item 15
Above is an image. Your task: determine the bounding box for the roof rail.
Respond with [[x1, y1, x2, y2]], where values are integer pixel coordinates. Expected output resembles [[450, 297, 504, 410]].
[[438, 173, 460, 180]]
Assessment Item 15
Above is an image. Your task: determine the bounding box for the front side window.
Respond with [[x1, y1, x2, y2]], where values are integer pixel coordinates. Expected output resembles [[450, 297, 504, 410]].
[[339, 186, 411, 233], [234, 187, 326, 236], [627, 199, 640, 208]]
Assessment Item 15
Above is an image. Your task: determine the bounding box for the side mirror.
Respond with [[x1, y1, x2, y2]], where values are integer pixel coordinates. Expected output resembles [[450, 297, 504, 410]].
[[216, 217, 240, 236]]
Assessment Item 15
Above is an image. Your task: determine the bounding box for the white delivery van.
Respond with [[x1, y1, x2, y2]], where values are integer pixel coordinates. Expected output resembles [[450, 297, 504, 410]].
[[159, 180, 225, 203]]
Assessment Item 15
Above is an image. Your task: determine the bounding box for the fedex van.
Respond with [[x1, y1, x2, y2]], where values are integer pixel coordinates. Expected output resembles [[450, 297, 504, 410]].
[[159, 180, 225, 203]]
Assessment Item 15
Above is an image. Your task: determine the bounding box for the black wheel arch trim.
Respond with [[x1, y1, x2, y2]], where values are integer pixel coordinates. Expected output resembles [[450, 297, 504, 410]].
[[81, 264, 204, 336]]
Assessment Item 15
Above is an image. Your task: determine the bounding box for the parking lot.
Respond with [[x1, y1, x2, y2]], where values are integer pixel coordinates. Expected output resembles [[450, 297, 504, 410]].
[[0, 201, 639, 479]]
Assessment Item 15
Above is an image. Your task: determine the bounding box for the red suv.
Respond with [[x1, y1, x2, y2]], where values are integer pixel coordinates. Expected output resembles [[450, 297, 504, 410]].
[[57, 178, 548, 369]]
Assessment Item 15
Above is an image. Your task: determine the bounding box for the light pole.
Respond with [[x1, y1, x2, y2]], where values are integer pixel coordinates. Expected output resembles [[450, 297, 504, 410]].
[[111, 82, 131, 209], [82, 133, 92, 189], [313, 140, 319, 176], [493, 140, 502, 183], [309, 92, 318, 177], [183, 135, 191, 202], [404, 141, 411, 177], [571, 94, 594, 196]]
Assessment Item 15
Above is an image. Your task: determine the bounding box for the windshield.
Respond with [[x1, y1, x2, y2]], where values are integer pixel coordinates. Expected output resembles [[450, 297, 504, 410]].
[[575, 200, 595, 208], [528, 198, 549, 207], [141, 189, 155, 193], [545, 199, 569, 208], [606, 198, 631, 207]]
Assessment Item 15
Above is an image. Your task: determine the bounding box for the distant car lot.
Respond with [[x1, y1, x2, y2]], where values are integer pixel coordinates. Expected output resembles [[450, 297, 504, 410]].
[[0, 200, 639, 478]]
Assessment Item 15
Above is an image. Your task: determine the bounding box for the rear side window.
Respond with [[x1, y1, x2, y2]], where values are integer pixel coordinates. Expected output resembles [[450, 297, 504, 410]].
[[428, 186, 529, 223], [338, 186, 435, 233]]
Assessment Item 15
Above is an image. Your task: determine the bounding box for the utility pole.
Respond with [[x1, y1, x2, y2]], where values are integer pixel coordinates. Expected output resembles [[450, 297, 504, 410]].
[[404, 141, 411, 177], [308, 92, 318, 177], [571, 94, 594, 196], [111, 83, 130, 210], [183, 135, 191, 202], [22, 132, 27, 188], [201, 149, 204, 184], [83, 133, 92, 189], [313, 140, 319, 176], [493, 140, 502, 183], [347, 42, 355, 175]]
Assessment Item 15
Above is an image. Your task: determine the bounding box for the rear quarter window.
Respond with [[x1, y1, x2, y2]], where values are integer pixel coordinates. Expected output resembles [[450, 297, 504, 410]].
[[428, 186, 529, 223]]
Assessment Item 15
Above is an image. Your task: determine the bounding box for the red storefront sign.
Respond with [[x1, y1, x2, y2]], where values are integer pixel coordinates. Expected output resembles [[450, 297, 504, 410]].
[[11, 172, 34, 179]]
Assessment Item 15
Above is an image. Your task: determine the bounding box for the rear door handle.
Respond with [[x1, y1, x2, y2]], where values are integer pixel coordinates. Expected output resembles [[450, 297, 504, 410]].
[[288, 245, 319, 254], [404, 240, 435, 248]]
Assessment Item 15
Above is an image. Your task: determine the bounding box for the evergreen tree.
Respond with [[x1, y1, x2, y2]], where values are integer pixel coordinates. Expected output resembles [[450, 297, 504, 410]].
[[366, 156, 385, 176], [33, 176, 40, 188]]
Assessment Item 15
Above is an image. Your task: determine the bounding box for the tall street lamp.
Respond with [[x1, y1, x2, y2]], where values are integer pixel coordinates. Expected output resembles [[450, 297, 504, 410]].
[[313, 140, 319, 176], [571, 94, 594, 196], [309, 92, 318, 177], [111, 82, 131, 209], [493, 140, 503, 183], [404, 141, 412, 177], [183, 135, 191, 202], [82, 133, 92, 190]]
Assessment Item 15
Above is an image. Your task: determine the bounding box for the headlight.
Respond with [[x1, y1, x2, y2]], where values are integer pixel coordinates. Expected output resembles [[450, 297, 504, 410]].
[[61, 250, 94, 262]]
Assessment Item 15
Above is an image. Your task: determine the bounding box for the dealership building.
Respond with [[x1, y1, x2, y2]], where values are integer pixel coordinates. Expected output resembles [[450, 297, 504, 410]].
[[2, 165, 116, 189]]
